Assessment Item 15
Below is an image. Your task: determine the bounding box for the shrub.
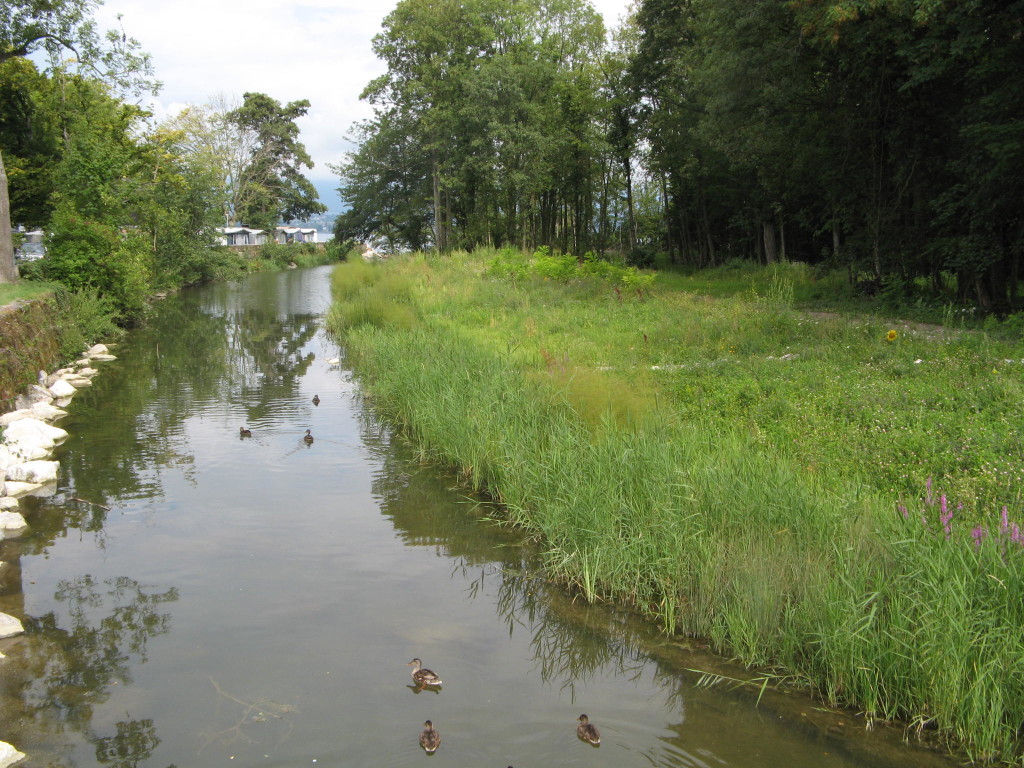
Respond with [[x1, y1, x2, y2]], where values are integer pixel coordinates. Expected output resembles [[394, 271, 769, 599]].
[[42, 205, 152, 322], [48, 286, 122, 361]]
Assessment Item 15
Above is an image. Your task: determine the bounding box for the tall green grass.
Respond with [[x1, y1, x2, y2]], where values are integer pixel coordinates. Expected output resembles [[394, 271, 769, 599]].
[[327, 252, 1024, 763]]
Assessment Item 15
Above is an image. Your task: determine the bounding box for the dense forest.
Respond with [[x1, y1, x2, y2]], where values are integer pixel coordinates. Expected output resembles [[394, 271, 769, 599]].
[[334, 0, 1024, 311], [0, 0, 325, 319]]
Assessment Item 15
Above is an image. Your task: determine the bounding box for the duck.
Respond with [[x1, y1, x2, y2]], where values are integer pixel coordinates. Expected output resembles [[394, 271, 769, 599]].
[[408, 658, 442, 687], [303, 429, 314, 444], [576, 714, 601, 745], [239, 427, 252, 438], [418, 720, 441, 753], [312, 394, 320, 405]]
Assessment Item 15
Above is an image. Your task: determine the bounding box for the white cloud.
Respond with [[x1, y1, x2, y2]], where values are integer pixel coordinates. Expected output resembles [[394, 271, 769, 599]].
[[95, 0, 633, 182]]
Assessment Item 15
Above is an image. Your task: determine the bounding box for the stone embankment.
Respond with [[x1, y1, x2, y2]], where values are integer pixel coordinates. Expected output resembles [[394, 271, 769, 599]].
[[0, 342, 117, 768]]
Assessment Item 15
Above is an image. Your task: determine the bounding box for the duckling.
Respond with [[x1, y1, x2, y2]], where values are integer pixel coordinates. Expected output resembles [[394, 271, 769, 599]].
[[419, 720, 441, 753], [408, 658, 442, 687], [303, 429, 314, 444], [239, 427, 252, 438], [576, 714, 601, 745], [312, 394, 320, 405]]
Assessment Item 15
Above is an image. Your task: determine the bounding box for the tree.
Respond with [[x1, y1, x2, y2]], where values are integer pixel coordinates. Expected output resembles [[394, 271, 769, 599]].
[[346, 0, 606, 254], [225, 92, 325, 231], [0, 151, 16, 283], [0, 0, 158, 97], [0, 0, 157, 284], [332, 110, 432, 253]]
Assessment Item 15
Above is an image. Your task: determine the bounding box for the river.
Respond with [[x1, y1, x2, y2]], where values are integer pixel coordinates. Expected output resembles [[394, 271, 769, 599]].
[[0, 265, 956, 768]]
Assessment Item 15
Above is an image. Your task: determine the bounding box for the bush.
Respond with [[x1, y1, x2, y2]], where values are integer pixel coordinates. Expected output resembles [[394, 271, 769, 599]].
[[42, 205, 153, 322], [48, 286, 123, 361]]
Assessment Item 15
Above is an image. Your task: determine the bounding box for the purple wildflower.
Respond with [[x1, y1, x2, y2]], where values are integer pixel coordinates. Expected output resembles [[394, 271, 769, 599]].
[[939, 495, 953, 538], [1000, 506, 1010, 533], [971, 526, 987, 550], [898, 504, 909, 519], [1011, 523, 1023, 546]]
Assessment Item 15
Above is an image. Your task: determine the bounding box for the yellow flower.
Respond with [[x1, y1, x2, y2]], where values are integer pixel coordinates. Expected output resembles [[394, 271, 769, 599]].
[[886, 330, 898, 341]]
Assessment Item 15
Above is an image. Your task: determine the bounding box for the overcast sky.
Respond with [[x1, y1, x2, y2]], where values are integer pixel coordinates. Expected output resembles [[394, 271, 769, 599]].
[[94, 0, 635, 187]]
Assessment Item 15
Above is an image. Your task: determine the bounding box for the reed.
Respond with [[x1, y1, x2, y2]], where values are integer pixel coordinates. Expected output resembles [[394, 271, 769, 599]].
[[327, 253, 1024, 763]]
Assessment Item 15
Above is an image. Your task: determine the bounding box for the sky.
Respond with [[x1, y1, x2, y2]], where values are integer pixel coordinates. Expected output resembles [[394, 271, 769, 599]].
[[93, 0, 635, 199]]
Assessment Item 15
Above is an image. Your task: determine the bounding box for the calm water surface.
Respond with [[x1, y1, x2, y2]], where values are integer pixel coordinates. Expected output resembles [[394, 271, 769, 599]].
[[0, 266, 955, 768]]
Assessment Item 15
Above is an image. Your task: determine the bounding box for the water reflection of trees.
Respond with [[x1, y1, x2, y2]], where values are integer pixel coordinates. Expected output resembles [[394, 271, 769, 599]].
[[13, 575, 178, 767], [36, 277, 321, 543]]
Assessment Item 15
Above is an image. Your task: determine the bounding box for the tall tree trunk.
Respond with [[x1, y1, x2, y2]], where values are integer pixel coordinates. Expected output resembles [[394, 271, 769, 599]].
[[660, 173, 675, 262], [701, 195, 715, 267], [778, 215, 787, 262], [0, 152, 18, 284], [832, 218, 841, 262], [762, 220, 777, 264], [623, 158, 636, 255], [431, 152, 445, 253]]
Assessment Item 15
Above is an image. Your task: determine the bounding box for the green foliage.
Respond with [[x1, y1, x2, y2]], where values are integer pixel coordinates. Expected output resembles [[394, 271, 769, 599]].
[[486, 245, 657, 294], [47, 285, 122, 360], [342, 0, 608, 254], [226, 92, 326, 230], [0, 0, 159, 98], [42, 203, 152, 321]]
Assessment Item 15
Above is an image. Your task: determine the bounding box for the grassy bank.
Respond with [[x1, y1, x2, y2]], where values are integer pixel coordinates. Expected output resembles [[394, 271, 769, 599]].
[[327, 251, 1024, 763]]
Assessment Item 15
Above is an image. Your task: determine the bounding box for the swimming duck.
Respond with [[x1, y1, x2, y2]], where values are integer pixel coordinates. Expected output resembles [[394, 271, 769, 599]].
[[419, 720, 441, 753], [312, 394, 320, 405], [576, 714, 601, 745], [239, 427, 252, 437], [408, 658, 442, 687], [303, 429, 314, 444]]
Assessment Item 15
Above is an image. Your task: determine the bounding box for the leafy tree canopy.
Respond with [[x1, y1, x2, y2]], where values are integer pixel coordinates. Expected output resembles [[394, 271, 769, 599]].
[[225, 92, 325, 231], [0, 0, 159, 97]]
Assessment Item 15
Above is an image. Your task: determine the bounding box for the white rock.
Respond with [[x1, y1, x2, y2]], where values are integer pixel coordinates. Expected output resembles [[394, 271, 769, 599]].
[[43, 373, 61, 388], [90, 354, 117, 362], [0, 410, 29, 427], [0, 512, 28, 537], [6, 461, 59, 484], [48, 379, 77, 398], [0, 498, 19, 511], [13, 385, 53, 410], [75, 357, 91, 367], [0, 741, 26, 768], [76, 367, 99, 378], [4, 481, 43, 498], [0, 447, 14, 471], [1, 403, 67, 426], [0, 614, 24, 639], [3, 418, 68, 450], [60, 374, 92, 388], [86, 343, 110, 356], [29, 402, 68, 422], [4, 444, 50, 462]]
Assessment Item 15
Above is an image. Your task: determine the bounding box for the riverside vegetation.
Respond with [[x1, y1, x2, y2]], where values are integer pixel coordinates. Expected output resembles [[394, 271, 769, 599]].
[[327, 251, 1024, 765]]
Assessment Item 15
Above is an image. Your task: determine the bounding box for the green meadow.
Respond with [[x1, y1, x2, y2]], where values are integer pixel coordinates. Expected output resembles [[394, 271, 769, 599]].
[[327, 250, 1024, 764]]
